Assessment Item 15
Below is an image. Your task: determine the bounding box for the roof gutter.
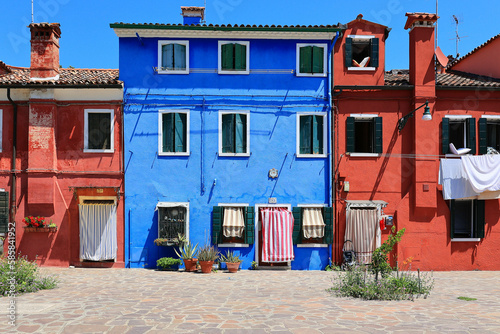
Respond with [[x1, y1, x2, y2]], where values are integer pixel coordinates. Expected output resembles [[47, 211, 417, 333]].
[[334, 85, 414, 90]]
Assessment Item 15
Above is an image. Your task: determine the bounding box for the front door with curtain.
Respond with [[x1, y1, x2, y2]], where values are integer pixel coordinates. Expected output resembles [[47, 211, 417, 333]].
[[344, 207, 381, 264], [258, 207, 294, 266], [79, 203, 117, 261]]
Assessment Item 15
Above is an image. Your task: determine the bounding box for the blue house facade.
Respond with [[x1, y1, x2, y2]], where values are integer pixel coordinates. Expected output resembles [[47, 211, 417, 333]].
[[112, 7, 340, 270]]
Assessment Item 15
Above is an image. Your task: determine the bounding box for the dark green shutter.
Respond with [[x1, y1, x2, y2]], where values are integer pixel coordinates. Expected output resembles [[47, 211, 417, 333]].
[[323, 207, 334, 244], [222, 43, 234, 70], [292, 207, 302, 244], [450, 200, 455, 239], [235, 114, 246, 153], [222, 114, 234, 153], [312, 46, 324, 73], [162, 113, 174, 153], [370, 38, 379, 68], [312, 115, 323, 155], [467, 118, 476, 154], [174, 113, 186, 152], [0, 192, 9, 234], [374, 117, 383, 154], [474, 200, 485, 238], [442, 118, 450, 155], [346, 117, 355, 153], [212, 206, 223, 244], [300, 116, 312, 154], [300, 46, 312, 74], [345, 37, 352, 67], [478, 118, 488, 154], [234, 43, 246, 71], [244, 206, 255, 244]]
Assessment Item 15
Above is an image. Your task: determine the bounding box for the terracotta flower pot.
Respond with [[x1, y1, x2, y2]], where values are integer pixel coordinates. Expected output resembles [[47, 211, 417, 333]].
[[199, 260, 214, 274], [226, 262, 240, 273], [183, 259, 198, 272]]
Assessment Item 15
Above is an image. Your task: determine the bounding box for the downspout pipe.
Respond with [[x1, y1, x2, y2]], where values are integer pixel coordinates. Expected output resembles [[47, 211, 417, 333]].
[[6, 88, 17, 246]]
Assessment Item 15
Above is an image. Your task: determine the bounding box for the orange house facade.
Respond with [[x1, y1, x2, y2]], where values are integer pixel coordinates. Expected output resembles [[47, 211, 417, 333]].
[[333, 13, 500, 270], [0, 23, 125, 267]]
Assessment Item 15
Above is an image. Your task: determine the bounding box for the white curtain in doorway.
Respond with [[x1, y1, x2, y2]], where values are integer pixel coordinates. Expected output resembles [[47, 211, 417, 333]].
[[345, 208, 380, 264], [260, 207, 294, 262], [79, 204, 117, 261]]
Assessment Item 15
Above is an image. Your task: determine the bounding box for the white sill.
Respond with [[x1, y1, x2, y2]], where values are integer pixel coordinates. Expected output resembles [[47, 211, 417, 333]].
[[83, 149, 114, 153], [451, 238, 481, 242], [158, 152, 190, 157], [347, 67, 376, 71], [157, 70, 189, 75], [217, 243, 249, 248], [296, 72, 327, 77], [348, 153, 380, 158], [296, 153, 327, 158], [218, 152, 250, 157], [297, 244, 328, 248], [218, 70, 250, 75]]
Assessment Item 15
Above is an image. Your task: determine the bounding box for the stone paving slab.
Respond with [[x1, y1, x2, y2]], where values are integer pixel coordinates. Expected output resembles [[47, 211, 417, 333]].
[[1, 268, 500, 333]]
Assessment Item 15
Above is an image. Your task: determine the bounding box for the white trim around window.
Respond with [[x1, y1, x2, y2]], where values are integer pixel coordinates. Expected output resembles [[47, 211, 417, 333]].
[[347, 35, 376, 71], [296, 112, 328, 158], [84, 109, 114, 153], [217, 203, 250, 247], [296, 43, 328, 77], [218, 40, 250, 75], [157, 40, 190, 74], [156, 201, 190, 241], [158, 110, 190, 156], [218, 110, 250, 157], [481, 115, 500, 120]]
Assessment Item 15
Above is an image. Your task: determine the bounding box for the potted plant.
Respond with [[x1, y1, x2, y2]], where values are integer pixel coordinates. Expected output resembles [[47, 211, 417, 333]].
[[220, 250, 243, 273], [156, 257, 182, 271], [175, 241, 198, 272], [23, 216, 57, 232], [154, 233, 187, 247], [197, 245, 220, 274]]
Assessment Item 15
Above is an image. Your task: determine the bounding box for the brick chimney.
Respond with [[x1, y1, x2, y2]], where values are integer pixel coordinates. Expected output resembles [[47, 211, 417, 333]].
[[181, 6, 205, 25], [29, 23, 61, 81]]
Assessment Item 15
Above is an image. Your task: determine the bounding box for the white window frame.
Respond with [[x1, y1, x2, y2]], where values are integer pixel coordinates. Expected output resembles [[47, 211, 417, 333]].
[[296, 43, 328, 77], [0, 109, 3, 152], [347, 35, 376, 72], [218, 110, 250, 157], [84, 109, 114, 153], [451, 199, 480, 242], [156, 202, 190, 242], [157, 40, 190, 74], [296, 204, 328, 248], [218, 40, 250, 75], [217, 203, 250, 248], [348, 113, 380, 157], [296, 112, 328, 158], [158, 110, 190, 157], [445, 115, 472, 158]]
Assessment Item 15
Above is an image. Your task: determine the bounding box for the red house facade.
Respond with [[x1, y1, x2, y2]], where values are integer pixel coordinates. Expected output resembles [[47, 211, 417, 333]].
[[0, 23, 124, 267], [333, 13, 500, 270]]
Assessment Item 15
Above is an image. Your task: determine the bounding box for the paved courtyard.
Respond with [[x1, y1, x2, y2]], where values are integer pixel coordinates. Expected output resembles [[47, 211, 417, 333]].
[[1, 267, 500, 333]]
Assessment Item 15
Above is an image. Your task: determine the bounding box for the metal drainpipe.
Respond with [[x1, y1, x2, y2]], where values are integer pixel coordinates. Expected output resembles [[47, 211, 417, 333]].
[[6, 88, 17, 249]]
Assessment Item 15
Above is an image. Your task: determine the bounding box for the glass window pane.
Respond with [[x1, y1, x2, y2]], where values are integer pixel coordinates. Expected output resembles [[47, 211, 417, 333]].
[[88, 113, 111, 150]]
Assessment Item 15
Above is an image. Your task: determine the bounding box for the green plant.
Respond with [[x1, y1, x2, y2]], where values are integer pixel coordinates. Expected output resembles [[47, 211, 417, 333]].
[[155, 233, 187, 247], [47, 222, 57, 228], [325, 258, 341, 271], [174, 241, 198, 260], [251, 261, 258, 270], [458, 296, 477, 301], [371, 226, 405, 280], [220, 250, 242, 263], [0, 255, 58, 296], [197, 245, 220, 262], [23, 216, 51, 228], [156, 257, 182, 269]]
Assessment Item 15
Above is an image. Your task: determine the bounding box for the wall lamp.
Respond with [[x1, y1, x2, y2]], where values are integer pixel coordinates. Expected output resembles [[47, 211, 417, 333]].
[[398, 100, 432, 133]]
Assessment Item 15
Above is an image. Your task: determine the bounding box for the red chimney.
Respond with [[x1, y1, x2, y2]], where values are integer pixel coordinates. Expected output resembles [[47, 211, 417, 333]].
[[29, 23, 61, 81]]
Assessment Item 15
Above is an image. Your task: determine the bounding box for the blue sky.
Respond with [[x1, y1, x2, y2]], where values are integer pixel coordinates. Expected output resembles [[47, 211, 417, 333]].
[[1, 0, 498, 70]]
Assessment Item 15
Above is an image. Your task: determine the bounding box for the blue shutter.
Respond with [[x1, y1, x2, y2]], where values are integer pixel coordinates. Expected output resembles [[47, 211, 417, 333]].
[[162, 113, 174, 152], [478, 118, 488, 154], [300, 46, 312, 74], [292, 207, 302, 244], [244, 206, 255, 244], [374, 117, 383, 154], [467, 118, 476, 155], [442, 118, 450, 155], [474, 200, 485, 239], [235, 114, 246, 153], [323, 207, 334, 244], [222, 114, 234, 153], [0, 192, 8, 234], [345, 37, 353, 67], [173, 44, 186, 70], [212, 206, 223, 244], [162, 44, 174, 70], [370, 38, 379, 68], [174, 113, 186, 152], [346, 117, 355, 153], [300, 116, 312, 154]]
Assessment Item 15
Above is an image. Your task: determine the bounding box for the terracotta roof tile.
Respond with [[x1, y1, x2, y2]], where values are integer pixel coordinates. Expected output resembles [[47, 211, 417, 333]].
[[449, 34, 500, 68], [111, 22, 342, 30], [404, 12, 439, 30], [384, 70, 500, 88], [0, 66, 121, 87]]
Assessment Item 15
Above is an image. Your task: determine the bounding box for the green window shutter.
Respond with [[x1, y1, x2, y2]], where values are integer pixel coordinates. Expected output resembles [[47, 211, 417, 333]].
[[370, 38, 379, 68], [474, 200, 485, 239], [244, 206, 255, 244], [467, 118, 476, 154], [292, 207, 302, 244], [323, 207, 334, 244], [212, 206, 223, 244], [234, 43, 246, 71], [478, 118, 488, 154], [312, 46, 324, 73], [235, 114, 246, 153], [450, 200, 455, 239], [345, 37, 353, 67], [312, 115, 323, 154], [374, 117, 383, 154], [222, 114, 235, 153], [174, 113, 186, 152], [300, 46, 312, 74], [299, 116, 312, 154], [162, 113, 174, 153], [346, 117, 355, 153], [162, 44, 174, 69], [442, 118, 450, 155], [222, 43, 234, 70], [0, 192, 8, 234]]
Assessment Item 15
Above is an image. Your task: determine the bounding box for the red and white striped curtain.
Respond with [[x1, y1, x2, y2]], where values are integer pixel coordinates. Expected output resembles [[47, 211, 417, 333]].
[[260, 207, 294, 262]]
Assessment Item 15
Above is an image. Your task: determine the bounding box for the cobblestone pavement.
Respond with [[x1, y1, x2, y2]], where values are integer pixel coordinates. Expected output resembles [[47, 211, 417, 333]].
[[1, 268, 500, 333]]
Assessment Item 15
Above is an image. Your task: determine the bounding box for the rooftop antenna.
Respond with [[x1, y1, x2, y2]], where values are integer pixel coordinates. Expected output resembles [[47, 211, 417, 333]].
[[31, 0, 34, 23], [451, 15, 468, 57], [435, 0, 438, 48], [202, 0, 207, 24]]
